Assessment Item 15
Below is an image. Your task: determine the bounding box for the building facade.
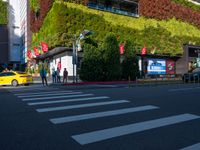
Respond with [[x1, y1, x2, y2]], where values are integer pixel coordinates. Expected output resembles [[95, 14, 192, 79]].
[[0, 25, 9, 66], [3, 0, 30, 69]]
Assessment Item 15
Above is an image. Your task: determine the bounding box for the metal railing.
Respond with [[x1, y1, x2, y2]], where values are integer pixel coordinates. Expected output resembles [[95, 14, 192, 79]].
[[87, 3, 139, 18]]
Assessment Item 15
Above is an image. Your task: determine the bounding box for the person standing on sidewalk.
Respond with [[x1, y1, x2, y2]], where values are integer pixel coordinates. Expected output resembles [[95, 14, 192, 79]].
[[52, 67, 56, 83], [56, 67, 61, 83], [63, 68, 68, 83], [40, 66, 48, 86]]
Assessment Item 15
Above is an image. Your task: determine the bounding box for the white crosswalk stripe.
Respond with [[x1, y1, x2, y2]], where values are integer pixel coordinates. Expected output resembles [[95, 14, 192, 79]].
[[28, 96, 110, 106], [36, 100, 129, 113], [8, 87, 58, 92], [7, 87, 200, 148], [50, 105, 159, 124], [72, 114, 200, 145], [14, 90, 73, 96], [22, 94, 94, 101], [18, 92, 83, 98], [181, 143, 200, 150]]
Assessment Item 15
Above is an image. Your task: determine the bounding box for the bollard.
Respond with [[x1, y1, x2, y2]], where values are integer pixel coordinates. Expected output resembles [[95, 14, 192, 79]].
[[184, 74, 186, 84], [189, 73, 191, 84], [128, 76, 131, 88]]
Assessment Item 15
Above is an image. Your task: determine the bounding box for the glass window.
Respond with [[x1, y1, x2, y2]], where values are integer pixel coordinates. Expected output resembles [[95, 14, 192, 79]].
[[5, 72, 16, 76], [0, 73, 7, 77], [16, 71, 26, 74]]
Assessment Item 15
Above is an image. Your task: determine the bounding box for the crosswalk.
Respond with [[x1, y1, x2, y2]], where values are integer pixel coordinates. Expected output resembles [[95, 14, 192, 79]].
[[6, 85, 200, 149]]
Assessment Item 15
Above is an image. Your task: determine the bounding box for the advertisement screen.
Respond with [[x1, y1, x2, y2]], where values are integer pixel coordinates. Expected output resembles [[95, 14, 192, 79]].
[[147, 59, 166, 75], [166, 59, 175, 74]]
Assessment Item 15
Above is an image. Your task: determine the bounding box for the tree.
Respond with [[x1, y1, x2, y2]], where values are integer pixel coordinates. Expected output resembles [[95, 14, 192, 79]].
[[121, 39, 139, 80], [79, 44, 106, 81], [80, 33, 122, 81], [101, 33, 121, 81]]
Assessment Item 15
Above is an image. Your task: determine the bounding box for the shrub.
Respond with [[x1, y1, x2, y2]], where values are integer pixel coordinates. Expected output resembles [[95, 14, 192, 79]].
[[121, 40, 139, 80]]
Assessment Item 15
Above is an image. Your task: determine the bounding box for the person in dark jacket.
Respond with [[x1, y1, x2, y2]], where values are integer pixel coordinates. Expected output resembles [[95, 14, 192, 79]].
[[40, 67, 48, 86], [63, 68, 68, 83]]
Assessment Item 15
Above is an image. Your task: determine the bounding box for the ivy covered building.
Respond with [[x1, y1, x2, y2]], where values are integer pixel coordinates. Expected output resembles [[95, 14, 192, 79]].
[[29, 0, 200, 78]]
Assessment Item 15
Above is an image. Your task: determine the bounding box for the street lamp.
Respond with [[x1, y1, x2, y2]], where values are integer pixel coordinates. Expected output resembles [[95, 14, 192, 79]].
[[72, 30, 92, 83]]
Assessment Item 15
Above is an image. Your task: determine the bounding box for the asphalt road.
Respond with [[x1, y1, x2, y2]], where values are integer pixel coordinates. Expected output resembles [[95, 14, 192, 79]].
[[0, 83, 200, 150]]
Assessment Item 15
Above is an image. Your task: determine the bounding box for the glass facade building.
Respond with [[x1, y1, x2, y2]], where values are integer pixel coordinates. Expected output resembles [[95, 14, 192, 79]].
[[87, 0, 139, 17]]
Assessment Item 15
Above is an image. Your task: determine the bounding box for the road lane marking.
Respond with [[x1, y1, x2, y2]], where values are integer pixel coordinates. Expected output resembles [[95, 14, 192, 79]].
[[22, 94, 94, 101], [181, 143, 200, 150], [50, 105, 159, 124], [18, 92, 82, 98], [28, 96, 109, 106], [36, 100, 129, 113], [169, 87, 200, 92], [14, 90, 73, 96], [9, 87, 59, 92], [71, 114, 200, 145]]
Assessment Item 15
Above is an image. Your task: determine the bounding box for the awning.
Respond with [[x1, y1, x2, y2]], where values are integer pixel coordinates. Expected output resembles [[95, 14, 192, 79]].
[[36, 47, 72, 60]]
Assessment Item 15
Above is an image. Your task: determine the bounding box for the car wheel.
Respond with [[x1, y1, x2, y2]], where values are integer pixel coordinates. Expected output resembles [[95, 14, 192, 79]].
[[12, 80, 18, 87]]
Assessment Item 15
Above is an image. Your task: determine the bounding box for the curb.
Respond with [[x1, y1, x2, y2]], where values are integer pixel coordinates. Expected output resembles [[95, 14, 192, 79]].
[[63, 81, 135, 86]]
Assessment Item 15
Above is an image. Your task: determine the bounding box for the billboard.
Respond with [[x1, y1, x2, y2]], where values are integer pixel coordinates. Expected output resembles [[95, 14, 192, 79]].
[[147, 59, 166, 75], [166, 59, 175, 74]]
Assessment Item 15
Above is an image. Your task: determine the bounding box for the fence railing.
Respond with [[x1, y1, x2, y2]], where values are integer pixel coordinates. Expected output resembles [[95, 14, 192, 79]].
[[87, 3, 139, 18]]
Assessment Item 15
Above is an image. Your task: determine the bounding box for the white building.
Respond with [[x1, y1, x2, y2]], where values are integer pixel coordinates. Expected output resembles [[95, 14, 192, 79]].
[[4, 0, 30, 68]]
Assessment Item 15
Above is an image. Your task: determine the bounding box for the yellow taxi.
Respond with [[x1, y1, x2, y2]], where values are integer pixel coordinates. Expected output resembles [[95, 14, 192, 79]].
[[0, 71, 33, 86]]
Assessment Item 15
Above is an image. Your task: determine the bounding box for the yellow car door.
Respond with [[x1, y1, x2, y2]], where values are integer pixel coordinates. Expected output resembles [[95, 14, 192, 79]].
[[4, 72, 17, 85], [0, 72, 6, 84]]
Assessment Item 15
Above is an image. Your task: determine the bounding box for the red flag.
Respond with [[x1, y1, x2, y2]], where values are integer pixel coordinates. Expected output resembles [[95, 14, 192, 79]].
[[141, 47, 147, 55], [41, 42, 48, 52], [27, 49, 32, 59], [119, 44, 125, 55], [34, 47, 39, 56], [57, 61, 61, 70]]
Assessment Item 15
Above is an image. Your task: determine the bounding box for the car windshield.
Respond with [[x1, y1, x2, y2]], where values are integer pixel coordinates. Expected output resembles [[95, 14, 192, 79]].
[[16, 71, 26, 74]]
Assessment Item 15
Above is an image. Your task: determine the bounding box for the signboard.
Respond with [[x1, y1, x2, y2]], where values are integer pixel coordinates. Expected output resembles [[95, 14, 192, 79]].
[[147, 59, 166, 75], [166, 59, 175, 74], [196, 58, 200, 68]]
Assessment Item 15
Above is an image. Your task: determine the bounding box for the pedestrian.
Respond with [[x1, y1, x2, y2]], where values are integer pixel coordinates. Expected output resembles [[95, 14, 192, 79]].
[[56, 67, 61, 83], [40, 66, 48, 86], [52, 67, 56, 83], [63, 68, 68, 83]]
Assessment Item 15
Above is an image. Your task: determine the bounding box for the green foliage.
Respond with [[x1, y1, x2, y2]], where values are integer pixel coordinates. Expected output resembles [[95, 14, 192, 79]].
[[80, 34, 122, 81], [172, 0, 200, 11], [80, 34, 139, 81], [0, 0, 7, 24], [30, 0, 40, 12], [121, 40, 139, 80], [79, 44, 106, 81], [32, 2, 200, 56], [101, 33, 121, 80]]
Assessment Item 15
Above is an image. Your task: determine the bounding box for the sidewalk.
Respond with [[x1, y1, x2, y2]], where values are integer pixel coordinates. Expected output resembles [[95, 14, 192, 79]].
[[32, 76, 183, 87]]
